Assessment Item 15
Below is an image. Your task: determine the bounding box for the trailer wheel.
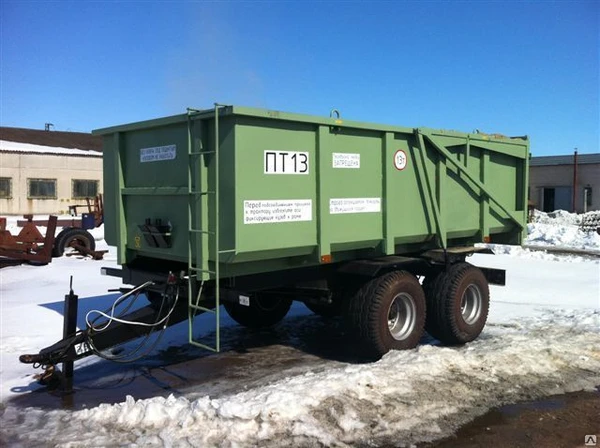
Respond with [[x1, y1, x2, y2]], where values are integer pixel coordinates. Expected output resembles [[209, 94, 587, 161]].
[[425, 262, 489, 345], [224, 294, 292, 328], [344, 271, 426, 360], [53, 228, 96, 257]]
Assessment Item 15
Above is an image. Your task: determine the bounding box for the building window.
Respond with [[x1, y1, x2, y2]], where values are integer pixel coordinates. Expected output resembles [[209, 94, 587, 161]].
[[0, 177, 11, 198], [72, 179, 98, 199], [28, 179, 57, 199]]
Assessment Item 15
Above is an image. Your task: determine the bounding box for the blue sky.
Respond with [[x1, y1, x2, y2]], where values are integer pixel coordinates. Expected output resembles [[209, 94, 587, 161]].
[[1, 1, 598, 156]]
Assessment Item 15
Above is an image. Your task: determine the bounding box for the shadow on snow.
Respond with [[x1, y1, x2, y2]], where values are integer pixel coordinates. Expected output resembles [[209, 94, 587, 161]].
[[8, 297, 438, 411]]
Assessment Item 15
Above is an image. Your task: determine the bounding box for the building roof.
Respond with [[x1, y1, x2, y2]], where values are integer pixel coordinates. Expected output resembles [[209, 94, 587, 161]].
[[0, 140, 102, 157], [530, 153, 600, 167], [0, 126, 102, 152]]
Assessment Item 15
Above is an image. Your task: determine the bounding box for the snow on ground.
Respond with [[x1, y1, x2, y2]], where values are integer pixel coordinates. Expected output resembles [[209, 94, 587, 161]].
[[525, 221, 600, 252], [526, 209, 600, 251], [530, 209, 584, 226], [0, 213, 599, 447], [480, 209, 600, 260]]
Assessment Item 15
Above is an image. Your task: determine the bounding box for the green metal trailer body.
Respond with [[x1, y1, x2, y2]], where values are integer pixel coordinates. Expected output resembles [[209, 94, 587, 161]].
[[12, 105, 530, 368], [95, 105, 529, 280]]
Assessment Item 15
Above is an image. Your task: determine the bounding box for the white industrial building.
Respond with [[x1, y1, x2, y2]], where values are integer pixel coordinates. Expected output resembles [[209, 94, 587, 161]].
[[0, 127, 103, 215]]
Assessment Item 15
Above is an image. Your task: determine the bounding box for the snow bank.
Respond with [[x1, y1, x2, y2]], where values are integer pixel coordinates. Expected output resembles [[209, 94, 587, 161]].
[[525, 210, 600, 251], [530, 209, 582, 226], [526, 222, 600, 251], [2, 309, 598, 447], [479, 209, 600, 258], [482, 244, 596, 262]]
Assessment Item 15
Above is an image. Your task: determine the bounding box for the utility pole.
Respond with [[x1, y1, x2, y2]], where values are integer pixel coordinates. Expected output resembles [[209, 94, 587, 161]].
[[572, 148, 578, 213]]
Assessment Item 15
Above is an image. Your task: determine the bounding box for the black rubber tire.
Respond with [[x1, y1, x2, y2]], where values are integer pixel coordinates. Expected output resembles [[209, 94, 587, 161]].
[[304, 300, 342, 318], [224, 294, 292, 328], [53, 228, 96, 257], [51, 228, 70, 257], [343, 271, 426, 360], [421, 274, 437, 298], [422, 271, 444, 330], [424, 262, 489, 345]]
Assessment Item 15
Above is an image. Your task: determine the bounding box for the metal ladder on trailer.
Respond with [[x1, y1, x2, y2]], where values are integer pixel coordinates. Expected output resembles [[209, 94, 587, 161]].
[[186, 104, 223, 352]]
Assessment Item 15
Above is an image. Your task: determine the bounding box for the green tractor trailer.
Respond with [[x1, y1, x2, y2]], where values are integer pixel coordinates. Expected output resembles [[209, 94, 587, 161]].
[[21, 105, 529, 375]]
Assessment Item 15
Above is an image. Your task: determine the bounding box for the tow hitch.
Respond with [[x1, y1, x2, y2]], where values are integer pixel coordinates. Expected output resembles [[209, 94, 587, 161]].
[[19, 272, 197, 392]]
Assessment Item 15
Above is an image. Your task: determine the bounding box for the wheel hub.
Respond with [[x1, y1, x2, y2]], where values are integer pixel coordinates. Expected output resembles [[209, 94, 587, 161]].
[[460, 284, 482, 325], [387, 293, 417, 341]]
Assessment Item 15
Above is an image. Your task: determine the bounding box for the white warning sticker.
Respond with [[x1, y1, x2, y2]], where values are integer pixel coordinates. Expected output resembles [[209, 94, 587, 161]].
[[244, 199, 312, 224], [332, 153, 360, 168], [330, 197, 381, 214], [394, 149, 407, 170], [140, 145, 177, 163]]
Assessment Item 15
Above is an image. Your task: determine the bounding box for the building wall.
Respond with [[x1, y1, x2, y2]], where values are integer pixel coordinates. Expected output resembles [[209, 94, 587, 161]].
[[0, 152, 103, 215], [529, 163, 600, 212]]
